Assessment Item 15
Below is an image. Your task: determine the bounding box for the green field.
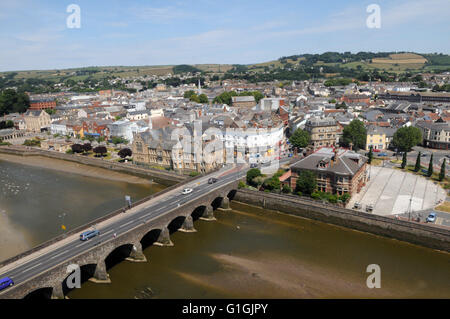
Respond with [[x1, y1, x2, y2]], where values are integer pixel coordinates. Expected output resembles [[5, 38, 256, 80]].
[[2, 52, 449, 84]]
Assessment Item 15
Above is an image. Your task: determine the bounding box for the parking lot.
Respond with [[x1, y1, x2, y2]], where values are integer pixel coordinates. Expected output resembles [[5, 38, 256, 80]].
[[347, 166, 447, 218]]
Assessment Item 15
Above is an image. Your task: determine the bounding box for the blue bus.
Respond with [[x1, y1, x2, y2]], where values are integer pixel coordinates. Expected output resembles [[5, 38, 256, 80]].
[[79, 230, 100, 241], [0, 277, 14, 291]]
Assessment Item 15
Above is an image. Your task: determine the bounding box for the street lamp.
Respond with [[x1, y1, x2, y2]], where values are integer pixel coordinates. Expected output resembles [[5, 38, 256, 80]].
[[408, 197, 412, 221], [58, 213, 67, 237]]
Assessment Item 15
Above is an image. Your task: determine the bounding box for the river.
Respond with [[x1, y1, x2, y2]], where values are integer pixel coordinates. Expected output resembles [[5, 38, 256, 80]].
[[1, 156, 449, 298]]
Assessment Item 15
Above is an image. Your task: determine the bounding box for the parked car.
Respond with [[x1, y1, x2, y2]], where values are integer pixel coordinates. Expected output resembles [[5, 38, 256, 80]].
[[208, 178, 218, 184], [353, 202, 362, 209], [0, 277, 14, 291], [250, 163, 258, 168], [366, 204, 374, 212], [182, 188, 193, 195], [377, 152, 387, 157], [421, 153, 429, 157], [426, 213, 436, 223], [372, 149, 381, 152]]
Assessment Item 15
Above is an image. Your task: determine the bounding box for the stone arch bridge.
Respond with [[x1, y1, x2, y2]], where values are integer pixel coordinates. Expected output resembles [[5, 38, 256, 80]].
[[0, 180, 239, 299]]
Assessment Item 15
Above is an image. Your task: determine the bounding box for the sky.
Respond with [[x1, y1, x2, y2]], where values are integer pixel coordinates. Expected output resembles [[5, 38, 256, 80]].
[[0, 0, 449, 71]]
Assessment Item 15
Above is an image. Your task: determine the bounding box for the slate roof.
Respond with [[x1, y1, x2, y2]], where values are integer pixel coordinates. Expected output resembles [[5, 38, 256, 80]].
[[291, 148, 367, 176]]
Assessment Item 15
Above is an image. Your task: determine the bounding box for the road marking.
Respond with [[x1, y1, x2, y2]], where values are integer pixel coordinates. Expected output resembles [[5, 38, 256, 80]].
[[436, 217, 443, 225], [21, 262, 42, 273], [50, 250, 67, 260], [75, 242, 86, 248], [119, 220, 134, 228], [102, 229, 114, 236]]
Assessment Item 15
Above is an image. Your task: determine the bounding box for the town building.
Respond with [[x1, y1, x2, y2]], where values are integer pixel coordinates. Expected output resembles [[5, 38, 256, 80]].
[[366, 126, 387, 151], [416, 121, 450, 150], [304, 117, 339, 149], [23, 110, 51, 133], [231, 96, 256, 108], [289, 147, 368, 196], [29, 98, 57, 110]]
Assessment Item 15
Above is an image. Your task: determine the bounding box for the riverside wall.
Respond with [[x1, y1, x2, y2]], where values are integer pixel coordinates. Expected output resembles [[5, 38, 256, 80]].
[[233, 189, 450, 252], [0, 146, 186, 186]]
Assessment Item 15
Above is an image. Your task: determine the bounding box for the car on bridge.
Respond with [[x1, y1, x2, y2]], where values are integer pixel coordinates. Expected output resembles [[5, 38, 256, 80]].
[[80, 229, 100, 241], [426, 213, 436, 223], [0, 277, 14, 291], [182, 188, 193, 195], [208, 177, 218, 184]]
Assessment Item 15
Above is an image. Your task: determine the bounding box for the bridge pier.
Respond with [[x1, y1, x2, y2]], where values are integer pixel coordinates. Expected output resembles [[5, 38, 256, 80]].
[[126, 243, 147, 262], [219, 197, 232, 211], [179, 215, 196, 232], [51, 284, 65, 299], [200, 205, 216, 221], [154, 227, 174, 246], [89, 260, 111, 284]]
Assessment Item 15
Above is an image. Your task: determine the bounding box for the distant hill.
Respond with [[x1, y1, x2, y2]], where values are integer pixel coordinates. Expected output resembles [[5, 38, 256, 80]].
[[1, 52, 449, 89]]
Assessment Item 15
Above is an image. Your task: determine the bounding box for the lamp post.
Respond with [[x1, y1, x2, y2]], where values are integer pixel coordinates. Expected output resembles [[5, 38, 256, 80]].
[[58, 213, 67, 237], [408, 197, 412, 221]]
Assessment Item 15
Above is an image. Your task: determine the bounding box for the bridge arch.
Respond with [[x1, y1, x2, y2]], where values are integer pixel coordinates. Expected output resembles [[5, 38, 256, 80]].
[[104, 243, 135, 270], [191, 205, 207, 221], [227, 189, 237, 201], [211, 196, 224, 210], [23, 287, 53, 300], [167, 216, 187, 234], [140, 228, 162, 250]]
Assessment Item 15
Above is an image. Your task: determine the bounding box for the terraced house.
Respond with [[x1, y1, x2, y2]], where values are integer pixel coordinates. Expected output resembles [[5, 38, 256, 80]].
[[416, 121, 450, 150], [289, 148, 368, 196]]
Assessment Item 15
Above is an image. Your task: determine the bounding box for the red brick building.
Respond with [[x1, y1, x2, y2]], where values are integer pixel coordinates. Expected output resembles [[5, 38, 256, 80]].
[[289, 147, 368, 196], [29, 99, 56, 110]]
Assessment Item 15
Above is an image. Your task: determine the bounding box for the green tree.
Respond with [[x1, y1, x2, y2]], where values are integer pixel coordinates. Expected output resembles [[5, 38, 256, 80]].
[[189, 94, 200, 103], [246, 168, 262, 187], [71, 143, 84, 153], [342, 119, 366, 150], [392, 126, 422, 152], [198, 94, 209, 104], [414, 152, 421, 172], [111, 136, 128, 145], [0, 89, 30, 116], [427, 154, 434, 177], [93, 146, 107, 157], [183, 90, 196, 99], [263, 176, 281, 191], [118, 148, 132, 159], [439, 159, 446, 181], [289, 129, 310, 149], [295, 170, 317, 195], [282, 184, 292, 193], [368, 146, 373, 164], [401, 152, 407, 169]]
